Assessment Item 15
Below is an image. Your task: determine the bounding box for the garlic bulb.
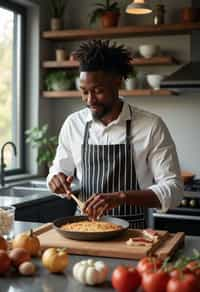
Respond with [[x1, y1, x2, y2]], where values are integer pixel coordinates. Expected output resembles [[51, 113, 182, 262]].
[[73, 259, 109, 286]]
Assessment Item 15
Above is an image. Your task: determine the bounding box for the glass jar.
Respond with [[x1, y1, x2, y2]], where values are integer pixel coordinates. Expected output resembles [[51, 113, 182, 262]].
[[153, 4, 165, 25]]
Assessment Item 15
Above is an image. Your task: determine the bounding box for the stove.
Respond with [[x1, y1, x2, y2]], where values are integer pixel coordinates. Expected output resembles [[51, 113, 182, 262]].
[[184, 179, 200, 192], [152, 179, 200, 235]]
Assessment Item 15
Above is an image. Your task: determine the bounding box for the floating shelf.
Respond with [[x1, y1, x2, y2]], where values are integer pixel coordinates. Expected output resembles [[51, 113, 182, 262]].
[[42, 89, 178, 98], [43, 56, 177, 69], [42, 22, 200, 41]]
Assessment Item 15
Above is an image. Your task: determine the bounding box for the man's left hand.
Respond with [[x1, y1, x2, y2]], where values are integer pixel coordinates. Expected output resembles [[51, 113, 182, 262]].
[[83, 192, 126, 220]]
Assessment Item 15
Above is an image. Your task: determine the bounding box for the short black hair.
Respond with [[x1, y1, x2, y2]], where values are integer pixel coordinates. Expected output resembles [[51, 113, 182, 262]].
[[75, 40, 133, 79]]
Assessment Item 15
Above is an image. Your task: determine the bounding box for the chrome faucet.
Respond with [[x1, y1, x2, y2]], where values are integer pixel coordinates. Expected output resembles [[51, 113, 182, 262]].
[[0, 141, 17, 186]]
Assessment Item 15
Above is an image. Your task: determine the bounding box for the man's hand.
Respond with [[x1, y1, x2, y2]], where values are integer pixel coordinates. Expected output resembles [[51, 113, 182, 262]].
[[48, 172, 73, 199], [83, 192, 126, 220]]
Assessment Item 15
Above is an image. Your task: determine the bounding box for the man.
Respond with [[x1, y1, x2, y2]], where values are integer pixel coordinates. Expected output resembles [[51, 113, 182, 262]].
[[47, 40, 183, 228]]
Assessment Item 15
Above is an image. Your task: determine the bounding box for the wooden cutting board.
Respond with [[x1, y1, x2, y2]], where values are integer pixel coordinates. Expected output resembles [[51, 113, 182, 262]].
[[33, 223, 185, 260]]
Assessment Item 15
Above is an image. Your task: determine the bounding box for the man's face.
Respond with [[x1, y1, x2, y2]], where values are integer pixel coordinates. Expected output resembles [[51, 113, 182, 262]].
[[79, 71, 121, 120]]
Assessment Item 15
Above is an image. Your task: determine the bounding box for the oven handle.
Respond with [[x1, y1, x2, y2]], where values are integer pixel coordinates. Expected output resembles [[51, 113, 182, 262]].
[[153, 213, 200, 221]]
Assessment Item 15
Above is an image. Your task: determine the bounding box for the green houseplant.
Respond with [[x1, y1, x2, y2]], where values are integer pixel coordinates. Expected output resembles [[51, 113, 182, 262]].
[[89, 0, 120, 28], [25, 124, 57, 168], [48, 0, 66, 30], [45, 71, 75, 91]]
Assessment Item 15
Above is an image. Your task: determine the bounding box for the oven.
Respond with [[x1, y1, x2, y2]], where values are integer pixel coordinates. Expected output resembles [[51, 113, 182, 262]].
[[152, 179, 200, 235]]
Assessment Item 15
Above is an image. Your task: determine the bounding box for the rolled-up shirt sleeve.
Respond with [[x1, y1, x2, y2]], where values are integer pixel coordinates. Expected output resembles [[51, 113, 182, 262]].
[[46, 119, 75, 188], [147, 117, 184, 212]]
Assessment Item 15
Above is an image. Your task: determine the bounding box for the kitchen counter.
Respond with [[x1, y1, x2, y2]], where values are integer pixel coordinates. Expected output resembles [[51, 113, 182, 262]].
[[1, 221, 200, 292]]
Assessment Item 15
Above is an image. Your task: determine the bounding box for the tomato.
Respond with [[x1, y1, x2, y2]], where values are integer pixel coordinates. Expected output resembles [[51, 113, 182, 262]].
[[142, 270, 169, 292], [170, 268, 191, 278], [137, 257, 163, 275], [186, 261, 200, 272], [112, 265, 141, 292], [167, 273, 200, 292]]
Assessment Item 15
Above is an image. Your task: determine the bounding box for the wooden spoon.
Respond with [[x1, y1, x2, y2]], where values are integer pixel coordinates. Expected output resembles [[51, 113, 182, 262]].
[[70, 193, 85, 213]]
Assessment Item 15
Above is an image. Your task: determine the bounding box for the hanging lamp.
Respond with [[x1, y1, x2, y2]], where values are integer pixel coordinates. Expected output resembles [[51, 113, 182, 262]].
[[126, 0, 152, 15]]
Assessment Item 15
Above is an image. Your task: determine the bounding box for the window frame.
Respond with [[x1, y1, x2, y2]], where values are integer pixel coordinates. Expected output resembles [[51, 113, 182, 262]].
[[0, 0, 26, 175]]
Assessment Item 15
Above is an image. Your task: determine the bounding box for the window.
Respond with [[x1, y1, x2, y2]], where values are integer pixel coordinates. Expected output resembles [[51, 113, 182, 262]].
[[0, 1, 26, 175]]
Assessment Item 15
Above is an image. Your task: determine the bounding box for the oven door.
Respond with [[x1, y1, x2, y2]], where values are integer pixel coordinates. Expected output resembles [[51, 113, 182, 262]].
[[153, 212, 200, 235]]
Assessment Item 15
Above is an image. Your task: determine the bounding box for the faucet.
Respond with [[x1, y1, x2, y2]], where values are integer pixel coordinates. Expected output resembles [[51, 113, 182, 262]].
[[0, 141, 17, 187]]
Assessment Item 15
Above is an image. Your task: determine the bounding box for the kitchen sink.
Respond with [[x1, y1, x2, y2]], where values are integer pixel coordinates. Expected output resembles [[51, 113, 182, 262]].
[[0, 180, 51, 198], [0, 179, 80, 198]]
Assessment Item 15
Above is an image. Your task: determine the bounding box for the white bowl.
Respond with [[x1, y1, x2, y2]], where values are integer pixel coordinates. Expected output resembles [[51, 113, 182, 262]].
[[147, 74, 164, 90], [139, 44, 159, 58]]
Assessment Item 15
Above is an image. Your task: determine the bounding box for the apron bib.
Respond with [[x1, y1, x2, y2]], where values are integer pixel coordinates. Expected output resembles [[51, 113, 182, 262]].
[[80, 106, 145, 228]]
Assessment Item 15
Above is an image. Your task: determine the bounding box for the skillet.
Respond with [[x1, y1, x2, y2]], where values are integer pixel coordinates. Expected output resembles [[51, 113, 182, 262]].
[[53, 215, 129, 241]]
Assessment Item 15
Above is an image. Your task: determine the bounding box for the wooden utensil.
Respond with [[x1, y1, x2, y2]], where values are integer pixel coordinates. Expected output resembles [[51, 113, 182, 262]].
[[70, 194, 85, 213]]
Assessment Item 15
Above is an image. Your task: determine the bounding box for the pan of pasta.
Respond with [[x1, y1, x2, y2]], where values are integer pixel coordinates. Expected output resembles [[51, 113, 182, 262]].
[[53, 215, 129, 241]]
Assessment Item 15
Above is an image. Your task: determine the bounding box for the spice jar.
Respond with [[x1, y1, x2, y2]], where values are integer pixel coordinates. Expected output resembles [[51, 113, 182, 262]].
[[153, 3, 165, 25]]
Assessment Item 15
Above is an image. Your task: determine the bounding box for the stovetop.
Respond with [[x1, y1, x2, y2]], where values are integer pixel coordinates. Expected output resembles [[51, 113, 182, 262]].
[[184, 179, 200, 192]]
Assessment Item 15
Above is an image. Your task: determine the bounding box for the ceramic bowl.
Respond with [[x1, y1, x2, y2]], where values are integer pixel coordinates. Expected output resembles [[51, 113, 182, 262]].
[[147, 74, 164, 90], [139, 44, 159, 58]]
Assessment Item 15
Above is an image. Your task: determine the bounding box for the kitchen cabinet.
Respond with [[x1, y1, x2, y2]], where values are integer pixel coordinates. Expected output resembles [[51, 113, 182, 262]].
[[15, 205, 40, 222], [15, 197, 76, 223], [41, 22, 200, 98], [39, 197, 76, 222]]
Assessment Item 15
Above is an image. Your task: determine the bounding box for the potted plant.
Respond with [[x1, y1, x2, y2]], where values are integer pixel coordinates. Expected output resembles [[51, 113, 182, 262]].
[[89, 0, 120, 28], [124, 66, 137, 90], [48, 0, 66, 30], [25, 124, 57, 170], [45, 71, 75, 91]]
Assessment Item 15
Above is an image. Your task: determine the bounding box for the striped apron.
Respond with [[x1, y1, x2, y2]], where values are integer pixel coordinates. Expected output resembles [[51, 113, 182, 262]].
[[80, 106, 145, 229]]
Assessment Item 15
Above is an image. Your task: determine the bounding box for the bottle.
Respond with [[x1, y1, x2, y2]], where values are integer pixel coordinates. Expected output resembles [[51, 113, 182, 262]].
[[153, 3, 165, 25]]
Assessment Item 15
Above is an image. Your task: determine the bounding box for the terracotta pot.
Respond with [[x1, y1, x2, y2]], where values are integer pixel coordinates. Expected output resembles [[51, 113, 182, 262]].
[[101, 11, 120, 28], [180, 7, 199, 23], [50, 18, 62, 31]]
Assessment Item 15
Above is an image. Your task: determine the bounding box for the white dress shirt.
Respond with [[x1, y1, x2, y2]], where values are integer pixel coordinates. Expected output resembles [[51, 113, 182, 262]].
[[47, 101, 183, 212]]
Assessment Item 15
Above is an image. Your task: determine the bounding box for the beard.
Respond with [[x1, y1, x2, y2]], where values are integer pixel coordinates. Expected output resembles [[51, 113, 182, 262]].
[[87, 103, 112, 119]]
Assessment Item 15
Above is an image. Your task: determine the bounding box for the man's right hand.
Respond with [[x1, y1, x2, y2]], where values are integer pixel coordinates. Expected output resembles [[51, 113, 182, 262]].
[[48, 172, 73, 199]]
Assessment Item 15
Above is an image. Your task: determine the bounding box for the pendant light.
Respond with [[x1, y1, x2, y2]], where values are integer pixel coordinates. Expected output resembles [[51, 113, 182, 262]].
[[126, 0, 152, 15]]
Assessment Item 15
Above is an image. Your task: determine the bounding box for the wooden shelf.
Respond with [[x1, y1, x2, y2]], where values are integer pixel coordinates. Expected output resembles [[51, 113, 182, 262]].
[[132, 56, 177, 65], [42, 22, 200, 41], [43, 60, 79, 68], [43, 56, 177, 69], [42, 89, 177, 98]]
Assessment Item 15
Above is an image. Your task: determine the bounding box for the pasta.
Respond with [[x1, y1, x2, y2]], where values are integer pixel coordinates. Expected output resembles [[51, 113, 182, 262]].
[[61, 220, 122, 232]]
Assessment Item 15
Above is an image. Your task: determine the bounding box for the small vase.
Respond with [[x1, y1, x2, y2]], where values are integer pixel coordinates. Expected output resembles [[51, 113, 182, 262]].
[[125, 78, 137, 90], [180, 7, 199, 23], [75, 77, 80, 90], [56, 49, 66, 62], [50, 18, 62, 31]]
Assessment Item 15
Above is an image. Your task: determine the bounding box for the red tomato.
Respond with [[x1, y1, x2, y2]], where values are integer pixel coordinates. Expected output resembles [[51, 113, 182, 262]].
[[167, 273, 200, 292], [170, 268, 192, 278], [186, 261, 200, 272], [142, 270, 170, 292], [137, 257, 163, 275], [112, 265, 141, 292]]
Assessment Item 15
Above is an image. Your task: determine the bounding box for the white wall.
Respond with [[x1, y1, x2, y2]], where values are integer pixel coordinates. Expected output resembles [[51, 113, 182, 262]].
[[39, 0, 200, 178]]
